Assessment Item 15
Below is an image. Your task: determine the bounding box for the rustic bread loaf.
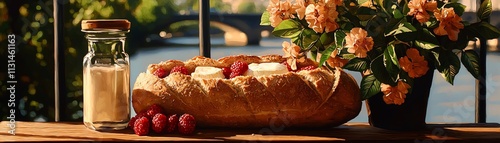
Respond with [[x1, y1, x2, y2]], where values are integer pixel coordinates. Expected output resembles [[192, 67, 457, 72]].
[[132, 55, 361, 128]]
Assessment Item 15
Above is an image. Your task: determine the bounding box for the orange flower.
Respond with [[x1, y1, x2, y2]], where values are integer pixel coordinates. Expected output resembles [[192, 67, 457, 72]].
[[267, 0, 295, 27], [433, 7, 464, 41], [316, 49, 348, 67], [345, 28, 374, 58], [282, 41, 306, 70], [381, 81, 411, 105], [292, 0, 313, 20], [304, 0, 339, 33], [399, 48, 429, 78], [407, 0, 437, 24]]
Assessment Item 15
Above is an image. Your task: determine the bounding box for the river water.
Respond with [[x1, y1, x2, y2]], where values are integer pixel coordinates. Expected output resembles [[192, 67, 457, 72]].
[[130, 37, 500, 124]]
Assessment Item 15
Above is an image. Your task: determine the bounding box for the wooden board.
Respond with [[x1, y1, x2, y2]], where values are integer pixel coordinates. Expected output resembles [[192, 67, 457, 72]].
[[0, 122, 499, 142]]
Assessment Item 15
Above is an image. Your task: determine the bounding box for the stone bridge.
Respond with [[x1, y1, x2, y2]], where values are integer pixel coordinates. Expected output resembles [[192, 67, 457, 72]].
[[156, 14, 273, 45]]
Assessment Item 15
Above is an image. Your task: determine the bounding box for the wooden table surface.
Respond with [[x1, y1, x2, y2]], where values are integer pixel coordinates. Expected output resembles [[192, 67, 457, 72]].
[[1, 121, 499, 142]]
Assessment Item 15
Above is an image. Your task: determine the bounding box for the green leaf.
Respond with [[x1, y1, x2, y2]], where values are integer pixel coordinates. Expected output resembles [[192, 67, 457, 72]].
[[415, 40, 439, 50], [392, 9, 403, 19], [335, 30, 347, 47], [260, 11, 271, 26], [479, 22, 500, 39], [444, 3, 466, 16], [477, 0, 492, 21], [461, 50, 480, 79], [383, 44, 400, 75], [357, 6, 376, 15], [436, 50, 461, 85], [360, 74, 382, 100], [342, 54, 357, 59], [419, 28, 439, 45], [374, 0, 393, 14], [300, 29, 319, 47], [374, 0, 387, 12], [431, 50, 441, 67], [371, 55, 397, 86], [343, 58, 369, 72], [310, 50, 318, 62], [318, 45, 336, 68], [385, 22, 417, 36], [402, 0, 410, 15], [272, 19, 302, 38], [320, 32, 335, 48], [395, 31, 417, 42], [467, 22, 500, 39], [358, 0, 370, 5], [366, 13, 386, 38]]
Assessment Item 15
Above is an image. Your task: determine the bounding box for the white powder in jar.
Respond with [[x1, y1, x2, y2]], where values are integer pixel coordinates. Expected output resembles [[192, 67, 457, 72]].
[[83, 65, 130, 123]]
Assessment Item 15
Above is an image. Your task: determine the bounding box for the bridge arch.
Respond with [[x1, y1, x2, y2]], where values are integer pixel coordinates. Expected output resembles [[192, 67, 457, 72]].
[[162, 20, 249, 46], [154, 14, 272, 45]]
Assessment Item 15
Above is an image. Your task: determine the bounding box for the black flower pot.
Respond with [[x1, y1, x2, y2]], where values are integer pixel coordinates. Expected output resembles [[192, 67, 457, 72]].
[[366, 70, 434, 131]]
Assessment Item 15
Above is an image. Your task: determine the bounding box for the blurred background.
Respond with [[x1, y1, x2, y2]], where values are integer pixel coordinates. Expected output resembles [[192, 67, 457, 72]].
[[1, 0, 500, 124]]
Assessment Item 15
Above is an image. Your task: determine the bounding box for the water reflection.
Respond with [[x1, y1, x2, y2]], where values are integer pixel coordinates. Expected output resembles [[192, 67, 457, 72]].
[[130, 37, 500, 124]]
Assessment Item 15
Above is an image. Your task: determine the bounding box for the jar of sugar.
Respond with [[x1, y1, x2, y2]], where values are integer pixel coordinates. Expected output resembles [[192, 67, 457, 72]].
[[81, 19, 130, 131]]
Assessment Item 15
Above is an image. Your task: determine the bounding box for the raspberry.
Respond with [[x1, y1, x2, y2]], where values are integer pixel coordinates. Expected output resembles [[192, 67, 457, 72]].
[[178, 114, 196, 135], [222, 67, 231, 79], [146, 104, 164, 119], [152, 113, 168, 133], [153, 68, 168, 78], [170, 66, 189, 75], [136, 111, 149, 119], [299, 65, 316, 71], [166, 114, 179, 133], [281, 61, 294, 71], [229, 61, 248, 78], [128, 116, 137, 128], [133, 116, 150, 136]]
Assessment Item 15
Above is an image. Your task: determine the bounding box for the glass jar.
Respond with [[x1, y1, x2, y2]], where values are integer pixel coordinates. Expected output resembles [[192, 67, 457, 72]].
[[81, 19, 131, 131]]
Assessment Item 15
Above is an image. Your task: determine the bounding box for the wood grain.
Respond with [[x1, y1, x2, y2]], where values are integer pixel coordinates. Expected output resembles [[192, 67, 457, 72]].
[[0, 122, 499, 142]]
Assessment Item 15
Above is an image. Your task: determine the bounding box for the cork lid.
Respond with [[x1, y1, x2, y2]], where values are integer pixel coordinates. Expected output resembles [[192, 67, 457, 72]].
[[81, 19, 130, 30]]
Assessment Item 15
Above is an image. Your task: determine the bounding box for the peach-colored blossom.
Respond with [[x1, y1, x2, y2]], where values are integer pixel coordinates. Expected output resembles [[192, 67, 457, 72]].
[[304, 0, 339, 33], [381, 81, 411, 105], [399, 48, 429, 78], [282, 41, 305, 70], [407, 0, 437, 24], [292, 0, 314, 20], [345, 28, 374, 58], [267, 0, 295, 27], [434, 7, 464, 41]]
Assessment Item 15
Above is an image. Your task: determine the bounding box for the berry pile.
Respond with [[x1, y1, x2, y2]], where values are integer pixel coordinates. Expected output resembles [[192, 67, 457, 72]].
[[154, 65, 189, 78], [129, 104, 196, 136], [153, 60, 316, 79]]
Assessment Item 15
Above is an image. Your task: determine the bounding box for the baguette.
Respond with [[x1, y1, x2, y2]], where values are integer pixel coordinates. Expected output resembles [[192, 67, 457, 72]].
[[132, 55, 361, 128]]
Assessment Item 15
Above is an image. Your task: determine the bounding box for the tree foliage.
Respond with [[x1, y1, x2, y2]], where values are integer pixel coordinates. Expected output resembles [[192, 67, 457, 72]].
[[1, 0, 270, 121]]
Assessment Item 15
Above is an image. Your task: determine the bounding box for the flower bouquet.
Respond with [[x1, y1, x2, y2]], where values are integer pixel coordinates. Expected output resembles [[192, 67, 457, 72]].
[[261, 0, 500, 130]]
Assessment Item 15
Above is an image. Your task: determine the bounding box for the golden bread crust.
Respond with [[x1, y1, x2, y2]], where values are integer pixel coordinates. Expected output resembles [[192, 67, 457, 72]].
[[132, 55, 361, 128]]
